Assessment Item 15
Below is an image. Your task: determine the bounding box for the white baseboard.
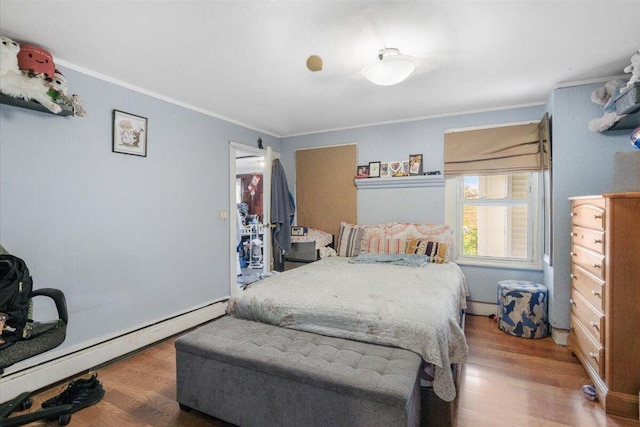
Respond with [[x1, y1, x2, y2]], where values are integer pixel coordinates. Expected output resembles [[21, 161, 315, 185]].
[[551, 327, 569, 347], [0, 300, 228, 403], [465, 300, 498, 317]]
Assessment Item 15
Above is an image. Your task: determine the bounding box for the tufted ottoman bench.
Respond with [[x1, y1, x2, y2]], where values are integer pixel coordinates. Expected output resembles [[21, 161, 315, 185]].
[[497, 280, 549, 339], [176, 316, 421, 427]]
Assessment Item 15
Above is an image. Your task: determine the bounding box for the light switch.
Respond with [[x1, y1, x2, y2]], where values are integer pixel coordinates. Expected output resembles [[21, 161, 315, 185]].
[[219, 210, 228, 221]]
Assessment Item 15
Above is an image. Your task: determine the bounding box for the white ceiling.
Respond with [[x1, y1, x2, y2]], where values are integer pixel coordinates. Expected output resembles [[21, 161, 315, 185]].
[[1, 1, 639, 137]]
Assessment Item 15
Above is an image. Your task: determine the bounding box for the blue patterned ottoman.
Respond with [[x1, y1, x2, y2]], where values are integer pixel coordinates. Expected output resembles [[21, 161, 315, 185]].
[[497, 280, 548, 339]]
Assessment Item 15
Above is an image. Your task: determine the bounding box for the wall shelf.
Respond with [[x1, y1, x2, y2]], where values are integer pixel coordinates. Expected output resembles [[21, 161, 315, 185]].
[[609, 112, 640, 131], [0, 93, 74, 117], [354, 174, 444, 189]]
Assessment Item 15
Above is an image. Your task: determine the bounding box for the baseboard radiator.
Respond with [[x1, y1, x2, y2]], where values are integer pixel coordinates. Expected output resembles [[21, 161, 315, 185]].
[[0, 299, 228, 403]]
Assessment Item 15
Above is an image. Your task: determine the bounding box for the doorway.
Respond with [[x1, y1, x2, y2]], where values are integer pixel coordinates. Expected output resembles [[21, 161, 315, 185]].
[[229, 142, 277, 295]]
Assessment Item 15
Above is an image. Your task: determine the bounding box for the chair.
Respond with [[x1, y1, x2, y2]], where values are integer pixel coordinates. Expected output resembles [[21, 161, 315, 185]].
[[1, 285, 72, 426]]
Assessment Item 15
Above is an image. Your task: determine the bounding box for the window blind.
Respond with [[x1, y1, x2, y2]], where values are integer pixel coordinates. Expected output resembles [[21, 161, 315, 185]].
[[444, 122, 541, 176]]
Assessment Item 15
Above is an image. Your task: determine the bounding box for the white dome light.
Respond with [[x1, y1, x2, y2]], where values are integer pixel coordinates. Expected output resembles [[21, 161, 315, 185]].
[[361, 48, 417, 86]]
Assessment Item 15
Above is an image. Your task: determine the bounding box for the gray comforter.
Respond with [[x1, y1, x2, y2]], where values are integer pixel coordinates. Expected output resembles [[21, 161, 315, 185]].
[[227, 256, 469, 402]]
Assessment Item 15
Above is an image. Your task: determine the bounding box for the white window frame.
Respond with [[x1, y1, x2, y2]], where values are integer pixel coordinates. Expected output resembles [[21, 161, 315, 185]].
[[445, 172, 543, 270]]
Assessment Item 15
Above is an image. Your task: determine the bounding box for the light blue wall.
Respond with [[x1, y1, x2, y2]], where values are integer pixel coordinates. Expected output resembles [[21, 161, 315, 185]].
[[548, 82, 636, 330], [281, 105, 546, 304], [0, 66, 280, 365]]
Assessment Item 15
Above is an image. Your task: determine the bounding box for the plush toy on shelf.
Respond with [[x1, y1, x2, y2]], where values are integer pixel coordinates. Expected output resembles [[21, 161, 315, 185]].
[[45, 69, 87, 117], [588, 78, 627, 132], [623, 48, 640, 89], [0, 36, 62, 114]]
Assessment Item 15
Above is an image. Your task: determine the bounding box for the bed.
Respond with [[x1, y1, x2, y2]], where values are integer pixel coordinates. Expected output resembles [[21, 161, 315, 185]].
[[227, 222, 469, 404]]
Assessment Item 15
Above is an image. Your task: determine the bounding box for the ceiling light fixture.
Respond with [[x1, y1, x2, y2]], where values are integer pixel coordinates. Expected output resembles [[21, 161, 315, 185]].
[[361, 48, 417, 86]]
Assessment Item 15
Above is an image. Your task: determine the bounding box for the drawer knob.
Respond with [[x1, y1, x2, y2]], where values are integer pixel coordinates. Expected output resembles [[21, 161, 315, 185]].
[[570, 232, 578, 237], [593, 214, 602, 219], [570, 274, 577, 280], [570, 252, 576, 257], [588, 352, 598, 361], [591, 290, 601, 297], [590, 321, 599, 330], [593, 239, 602, 244], [570, 212, 576, 217], [570, 299, 576, 307], [592, 263, 602, 269]]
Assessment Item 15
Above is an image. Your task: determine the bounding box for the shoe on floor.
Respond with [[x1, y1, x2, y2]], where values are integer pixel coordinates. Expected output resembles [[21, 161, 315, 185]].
[[42, 373, 104, 412]]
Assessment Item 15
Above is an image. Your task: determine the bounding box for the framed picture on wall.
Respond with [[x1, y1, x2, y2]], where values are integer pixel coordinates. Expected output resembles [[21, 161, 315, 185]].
[[112, 110, 148, 157], [409, 154, 423, 175], [368, 161, 381, 178]]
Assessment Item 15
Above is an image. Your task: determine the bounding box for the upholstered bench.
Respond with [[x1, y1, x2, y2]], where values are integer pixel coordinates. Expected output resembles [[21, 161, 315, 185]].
[[497, 280, 549, 339], [176, 316, 422, 427]]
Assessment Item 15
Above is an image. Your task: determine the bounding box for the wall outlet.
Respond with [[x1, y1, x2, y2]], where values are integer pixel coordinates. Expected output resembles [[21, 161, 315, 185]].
[[219, 210, 228, 221]]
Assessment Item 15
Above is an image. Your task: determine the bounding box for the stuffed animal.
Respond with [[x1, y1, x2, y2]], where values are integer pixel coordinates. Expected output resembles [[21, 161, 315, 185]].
[[0, 36, 20, 76], [0, 36, 61, 114], [623, 48, 640, 89], [46, 69, 68, 101], [588, 78, 627, 132], [17, 44, 55, 80]]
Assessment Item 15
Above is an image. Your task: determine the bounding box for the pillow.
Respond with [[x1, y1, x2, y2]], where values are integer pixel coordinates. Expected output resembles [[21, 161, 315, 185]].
[[336, 222, 364, 257], [384, 223, 453, 245], [359, 223, 393, 253], [406, 239, 450, 263], [366, 238, 406, 254]]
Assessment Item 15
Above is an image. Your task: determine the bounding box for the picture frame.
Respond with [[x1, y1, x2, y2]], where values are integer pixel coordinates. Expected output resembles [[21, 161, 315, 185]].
[[356, 165, 370, 178], [113, 110, 148, 157], [291, 226, 307, 236], [388, 161, 403, 176], [380, 162, 390, 177], [409, 154, 423, 175], [368, 161, 381, 178], [402, 161, 410, 176]]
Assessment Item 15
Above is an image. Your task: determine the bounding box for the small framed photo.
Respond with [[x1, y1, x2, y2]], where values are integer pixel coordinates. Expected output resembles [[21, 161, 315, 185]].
[[368, 161, 381, 178], [356, 165, 370, 178], [113, 110, 147, 157], [291, 226, 307, 236], [409, 154, 423, 175], [388, 161, 403, 176], [402, 161, 410, 176], [380, 162, 390, 177]]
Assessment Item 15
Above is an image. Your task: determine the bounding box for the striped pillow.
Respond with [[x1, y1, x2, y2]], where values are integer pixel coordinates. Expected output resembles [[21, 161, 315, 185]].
[[336, 222, 364, 257], [406, 239, 450, 263], [366, 238, 406, 254]]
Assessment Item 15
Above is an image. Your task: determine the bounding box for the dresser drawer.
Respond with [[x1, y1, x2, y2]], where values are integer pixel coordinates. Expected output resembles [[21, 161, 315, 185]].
[[570, 200, 605, 231], [570, 264, 605, 312], [570, 317, 605, 378], [570, 226, 605, 254], [570, 288, 604, 344], [570, 245, 605, 280]]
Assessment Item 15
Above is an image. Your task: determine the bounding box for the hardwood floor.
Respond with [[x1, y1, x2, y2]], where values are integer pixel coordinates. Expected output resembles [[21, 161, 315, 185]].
[[10, 314, 640, 426]]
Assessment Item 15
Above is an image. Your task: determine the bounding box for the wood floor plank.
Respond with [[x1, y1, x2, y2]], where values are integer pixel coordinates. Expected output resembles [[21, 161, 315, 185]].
[[6, 314, 639, 426]]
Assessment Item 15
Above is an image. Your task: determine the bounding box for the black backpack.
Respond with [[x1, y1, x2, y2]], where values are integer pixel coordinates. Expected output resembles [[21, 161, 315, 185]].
[[0, 255, 34, 350]]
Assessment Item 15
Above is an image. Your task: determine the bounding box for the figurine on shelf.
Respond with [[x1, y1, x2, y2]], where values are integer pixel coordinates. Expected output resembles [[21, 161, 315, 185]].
[[588, 78, 627, 132], [0, 36, 62, 114], [43, 69, 87, 117], [69, 94, 86, 117], [623, 48, 640, 89]]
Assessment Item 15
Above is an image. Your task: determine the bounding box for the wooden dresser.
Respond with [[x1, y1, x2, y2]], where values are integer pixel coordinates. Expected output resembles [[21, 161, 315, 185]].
[[569, 192, 640, 420]]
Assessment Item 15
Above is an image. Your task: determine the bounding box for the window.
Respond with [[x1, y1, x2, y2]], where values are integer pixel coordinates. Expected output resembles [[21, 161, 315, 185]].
[[448, 172, 541, 269]]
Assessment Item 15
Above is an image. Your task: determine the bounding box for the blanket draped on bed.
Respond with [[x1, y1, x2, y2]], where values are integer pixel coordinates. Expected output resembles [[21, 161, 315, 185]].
[[349, 252, 430, 267], [227, 256, 469, 402]]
